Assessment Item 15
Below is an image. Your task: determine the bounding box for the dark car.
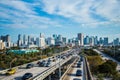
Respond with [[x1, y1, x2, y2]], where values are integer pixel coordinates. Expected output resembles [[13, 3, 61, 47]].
[[77, 64, 81, 68], [77, 62, 81, 65], [22, 73, 33, 80], [76, 70, 82, 76], [26, 63, 34, 69], [80, 57, 83, 61], [39, 61, 46, 67], [45, 62, 50, 67], [73, 78, 81, 80]]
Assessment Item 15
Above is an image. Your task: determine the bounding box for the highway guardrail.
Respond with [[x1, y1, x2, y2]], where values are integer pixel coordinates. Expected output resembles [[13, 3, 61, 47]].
[[33, 56, 72, 80]]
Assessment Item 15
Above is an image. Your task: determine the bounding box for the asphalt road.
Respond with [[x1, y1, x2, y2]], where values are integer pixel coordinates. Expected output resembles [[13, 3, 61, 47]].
[[0, 49, 75, 80]]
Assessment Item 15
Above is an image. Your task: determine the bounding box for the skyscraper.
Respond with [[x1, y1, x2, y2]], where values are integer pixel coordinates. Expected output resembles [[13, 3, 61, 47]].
[[84, 36, 90, 45], [89, 36, 94, 46], [0, 35, 10, 42], [47, 37, 55, 46], [103, 37, 108, 46], [0, 40, 5, 49], [62, 37, 67, 44], [17, 34, 23, 46], [99, 37, 103, 45], [23, 34, 28, 45], [113, 38, 119, 46], [94, 36, 98, 45], [58, 35, 62, 42], [77, 33, 84, 46], [36, 37, 46, 48]]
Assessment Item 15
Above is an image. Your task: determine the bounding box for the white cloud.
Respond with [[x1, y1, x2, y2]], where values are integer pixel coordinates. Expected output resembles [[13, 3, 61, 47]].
[[0, 0, 62, 29], [0, 0, 120, 29], [41, 0, 120, 25]]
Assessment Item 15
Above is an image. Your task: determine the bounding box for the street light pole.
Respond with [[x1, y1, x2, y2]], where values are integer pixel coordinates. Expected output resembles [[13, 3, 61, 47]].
[[114, 42, 115, 58], [59, 46, 62, 79]]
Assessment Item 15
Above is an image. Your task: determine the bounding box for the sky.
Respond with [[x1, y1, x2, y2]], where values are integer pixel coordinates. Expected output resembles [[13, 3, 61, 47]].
[[0, 0, 120, 43]]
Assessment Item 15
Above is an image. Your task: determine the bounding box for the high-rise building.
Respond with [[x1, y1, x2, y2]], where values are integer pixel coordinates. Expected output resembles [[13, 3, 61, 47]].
[[84, 36, 90, 45], [77, 33, 84, 46], [0, 40, 5, 49], [58, 35, 62, 42], [47, 37, 55, 46], [23, 34, 28, 45], [113, 38, 119, 46], [94, 36, 98, 45], [17, 34, 23, 46], [89, 36, 94, 46], [103, 37, 108, 46], [0, 35, 10, 42], [0, 35, 11, 48], [40, 33, 44, 38], [28, 35, 32, 45], [36, 37, 46, 48], [62, 37, 67, 44], [99, 37, 103, 45]]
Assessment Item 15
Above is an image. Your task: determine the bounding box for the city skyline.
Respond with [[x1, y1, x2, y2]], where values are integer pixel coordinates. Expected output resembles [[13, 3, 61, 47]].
[[0, 0, 120, 42]]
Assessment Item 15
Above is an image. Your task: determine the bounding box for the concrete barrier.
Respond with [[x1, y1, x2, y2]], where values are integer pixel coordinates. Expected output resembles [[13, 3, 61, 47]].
[[84, 56, 93, 80], [33, 56, 72, 80], [60, 56, 78, 80]]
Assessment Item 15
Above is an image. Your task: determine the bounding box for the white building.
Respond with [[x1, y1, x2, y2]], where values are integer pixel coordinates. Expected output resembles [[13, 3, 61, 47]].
[[36, 37, 46, 48], [47, 37, 55, 46], [0, 40, 5, 49], [78, 33, 84, 46]]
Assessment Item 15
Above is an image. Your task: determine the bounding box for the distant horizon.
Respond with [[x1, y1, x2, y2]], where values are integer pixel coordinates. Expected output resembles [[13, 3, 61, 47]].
[[0, 0, 120, 43], [0, 33, 119, 43]]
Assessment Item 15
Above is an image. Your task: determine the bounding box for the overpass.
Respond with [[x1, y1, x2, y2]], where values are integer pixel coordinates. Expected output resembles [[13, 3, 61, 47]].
[[0, 49, 79, 80]]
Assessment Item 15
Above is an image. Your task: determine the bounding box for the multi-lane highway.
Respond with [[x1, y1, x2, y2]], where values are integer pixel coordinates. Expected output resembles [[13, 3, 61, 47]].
[[60, 55, 84, 80], [0, 49, 76, 80]]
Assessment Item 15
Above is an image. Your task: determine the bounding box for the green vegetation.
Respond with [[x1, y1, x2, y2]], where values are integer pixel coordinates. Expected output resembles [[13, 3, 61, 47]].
[[84, 49, 99, 56], [98, 60, 117, 76], [85, 49, 119, 80], [87, 56, 104, 74], [0, 46, 69, 69], [102, 49, 120, 62]]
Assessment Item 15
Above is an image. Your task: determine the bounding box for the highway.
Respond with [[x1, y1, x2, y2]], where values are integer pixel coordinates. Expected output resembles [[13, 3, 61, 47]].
[[93, 49, 120, 72], [60, 55, 84, 80], [0, 49, 76, 80]]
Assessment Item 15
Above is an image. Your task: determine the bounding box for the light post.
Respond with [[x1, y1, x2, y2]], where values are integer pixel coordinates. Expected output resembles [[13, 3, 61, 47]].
[[59, 46, 61, 79], [114, 41, 115, 58]]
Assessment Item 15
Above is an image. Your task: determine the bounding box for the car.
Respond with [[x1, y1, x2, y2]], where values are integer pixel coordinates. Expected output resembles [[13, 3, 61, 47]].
[[37, 61, 42, 64], [39, 62, 45, 67], [77, 62, 81, 65], [22, 73, 33, 80], [76, 70, 82, 76], [77, 64, 81, 68], [73, 78, 81, 80], [6, 68, 16, 75], [47, 59, 51, 62], [45, 62, 51, 67], [26, 63, 34, 69], [80, 57, 83, 61]]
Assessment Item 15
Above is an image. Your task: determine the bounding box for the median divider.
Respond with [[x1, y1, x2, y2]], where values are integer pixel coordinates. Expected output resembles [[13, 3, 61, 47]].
[[60, 56, 78, 80], [84, 56, 93, 80]]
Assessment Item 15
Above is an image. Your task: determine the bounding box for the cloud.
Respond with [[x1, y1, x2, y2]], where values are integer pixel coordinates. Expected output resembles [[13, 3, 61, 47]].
[[0, 0, 62, 29], [0, 0, 120, 29], [40, 0, 120, 26]]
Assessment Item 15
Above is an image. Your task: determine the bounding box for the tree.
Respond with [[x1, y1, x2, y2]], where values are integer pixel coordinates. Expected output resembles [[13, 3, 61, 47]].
[[98, 63, 113, 74], [105, 60, 117, 70], [87, 56, 104, 73]]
